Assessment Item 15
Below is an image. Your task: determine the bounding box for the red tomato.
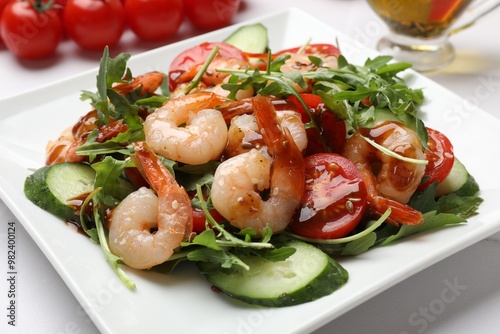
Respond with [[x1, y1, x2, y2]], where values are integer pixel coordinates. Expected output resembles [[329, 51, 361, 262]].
[[168, 41, 247, 91], [0, 0, 12, 43], [192, 207, 225, 233], [289, 153, 367, 239], [52, 0, 67, 17], [277, 43, 341, 57], [287, 93, 346, 155], [63, 0, 125, 50], [0, 0, 11, 13], [0, 0, 62, 59], [125, 0, 183, 41], [184, 0, 240, 31], [418, 127, 454, 190]]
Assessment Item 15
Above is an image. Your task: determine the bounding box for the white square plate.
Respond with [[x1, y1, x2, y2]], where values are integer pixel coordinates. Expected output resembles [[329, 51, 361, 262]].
[[1, 8, 500, 334]]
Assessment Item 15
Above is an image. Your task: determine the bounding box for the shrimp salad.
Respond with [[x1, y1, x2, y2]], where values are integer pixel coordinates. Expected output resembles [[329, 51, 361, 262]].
[[24, 24, 483, 306]]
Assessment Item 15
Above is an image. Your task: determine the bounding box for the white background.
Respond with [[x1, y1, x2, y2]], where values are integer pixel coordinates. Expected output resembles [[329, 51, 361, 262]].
[[1, 0, 500, 333]]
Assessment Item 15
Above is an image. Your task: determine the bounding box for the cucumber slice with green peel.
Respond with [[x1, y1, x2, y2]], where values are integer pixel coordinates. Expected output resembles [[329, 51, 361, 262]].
[[199, 239, 348, 307], [24, 163, 96, 220], [224, 23, 268, 53], [436, 157, 469, 197]]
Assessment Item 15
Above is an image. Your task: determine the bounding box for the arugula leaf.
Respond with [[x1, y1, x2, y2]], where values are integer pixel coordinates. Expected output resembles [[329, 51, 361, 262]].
[[83, 47, 132, 125], [262, 246, 296, 262], [437, 194, 483, 219], [90, 188, 136, 289], [380, 211, 466, 246], [189, 229, 223, 251], [189, 248, 250, 271], [341, 232, 377, 256], [92, 156, 135, 207]]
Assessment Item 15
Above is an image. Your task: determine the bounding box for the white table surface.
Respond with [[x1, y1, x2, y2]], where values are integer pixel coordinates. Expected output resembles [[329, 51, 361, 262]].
[[1, 0, 500, 333]]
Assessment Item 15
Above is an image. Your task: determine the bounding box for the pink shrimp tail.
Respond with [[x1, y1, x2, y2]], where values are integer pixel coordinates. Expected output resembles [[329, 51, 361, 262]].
[[357, 159, 423, 226], [369, 195, 423, 226], [252, 95, 287, 155], [131, 142, 193, 236], [251, 94, 306, 203], [112, 71, 165, 96]]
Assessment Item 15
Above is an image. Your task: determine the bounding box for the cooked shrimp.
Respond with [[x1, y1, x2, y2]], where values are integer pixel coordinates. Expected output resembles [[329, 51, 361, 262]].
[[45, 110, 129, 165], [112, 71, 164, 96], [224, 113, 261, 159], [46, 70, 157, 166], [276, 109, 308, 153], [144, 92, 229, 165], [221, 98, 307, 159], [108, 142, 192, 270], [342, 121, 426, 225], [211, 95, 306, 234], [45, 127, 84, 165]]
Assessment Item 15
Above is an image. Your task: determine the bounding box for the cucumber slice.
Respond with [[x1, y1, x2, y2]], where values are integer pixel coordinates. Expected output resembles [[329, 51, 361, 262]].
[[24, 163, 96, 220], [435, 157, 469, 197], [199, 239, 348, 307], [224, 23, 268, 53]]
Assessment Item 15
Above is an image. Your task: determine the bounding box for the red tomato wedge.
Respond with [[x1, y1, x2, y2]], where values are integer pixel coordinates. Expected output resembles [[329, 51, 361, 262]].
[[168, 41, 247, 91], [418, 127, 455, 190], [289, 153, 367, 239]]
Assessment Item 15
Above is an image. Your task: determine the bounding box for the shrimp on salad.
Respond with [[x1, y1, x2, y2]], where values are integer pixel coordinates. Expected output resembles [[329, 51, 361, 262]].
[[144, 92, 229, 165], [45, 72, 164, 165], [211, 95, 306, 235], [112, 71, 165, 96], [342, 121, 426, 225], [45, 110, 129, 165], [108, 142, 193, 270], [220, 98, 308, 159]]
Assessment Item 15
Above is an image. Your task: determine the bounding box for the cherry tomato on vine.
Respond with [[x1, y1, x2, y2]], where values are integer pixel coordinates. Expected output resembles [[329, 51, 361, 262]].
[[287, 93, 347, 155], [0, 0, 11, 13], [0, 0, 13, 43], [168, 41, 247, 91], [184, 0, 240, 31], [0, 0, 63, 59], [418, 127, 454, 190], [125, 0, 183, 41], [289, 153, 367, 239], [63, 0, 125, 50], [55, 0, 69, 18]]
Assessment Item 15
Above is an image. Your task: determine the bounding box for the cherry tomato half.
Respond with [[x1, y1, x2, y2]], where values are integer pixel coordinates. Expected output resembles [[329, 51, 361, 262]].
[[418, 127, 454, 190], [125, 0, 183, 41], [277, 43, 341, 57], [287, 93, 347, 155], [184, 0, 240, 31], [289, 153, 367, 239], [0, 0, 62, 59], [168, 41, 247, 91], [63, 0, 125, 50]]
